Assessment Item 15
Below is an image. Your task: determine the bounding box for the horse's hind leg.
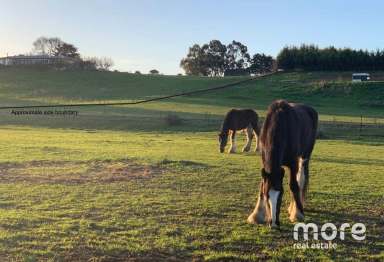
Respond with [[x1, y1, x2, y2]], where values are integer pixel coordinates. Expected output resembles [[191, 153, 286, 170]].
[[288, 161, 305, 222], [254, 129, 260, 152], [252, 123, 261, 152], [242, 126, 253, 152], [228, 131, 237, 153], [301, 158, 310, 206]]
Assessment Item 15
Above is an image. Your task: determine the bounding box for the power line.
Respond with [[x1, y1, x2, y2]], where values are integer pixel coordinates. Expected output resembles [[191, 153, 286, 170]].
[[0, 73, 274, 110]]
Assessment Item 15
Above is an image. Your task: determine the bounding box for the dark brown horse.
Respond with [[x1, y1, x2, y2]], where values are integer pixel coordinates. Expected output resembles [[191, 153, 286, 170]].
[[247, 100, 318, 228], [218, 109, 260, 153]]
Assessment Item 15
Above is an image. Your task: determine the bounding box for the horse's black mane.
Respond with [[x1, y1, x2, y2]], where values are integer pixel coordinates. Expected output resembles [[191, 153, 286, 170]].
[[260, 100, 294, 174]]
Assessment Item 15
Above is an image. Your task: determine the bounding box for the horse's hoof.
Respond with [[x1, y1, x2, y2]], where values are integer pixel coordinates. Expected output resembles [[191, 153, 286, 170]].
[[297, 213, 305, 222], [247, 214, 256, 224], [269, 223, 280, 229], [247, 212, 266, 224], [289, 209, 304, 222]]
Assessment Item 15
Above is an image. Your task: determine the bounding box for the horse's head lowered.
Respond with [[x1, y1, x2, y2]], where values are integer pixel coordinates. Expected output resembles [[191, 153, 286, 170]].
[[218, 132, 228, 153]]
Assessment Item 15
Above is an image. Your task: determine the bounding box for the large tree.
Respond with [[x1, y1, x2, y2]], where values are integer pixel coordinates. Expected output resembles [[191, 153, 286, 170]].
[[205, 40, 227, 76], [180, 44, 209, 76], [54, 42, 80, 58], [181, 40, 238, 76], [32, 36, 80, 58], [180, 40, 252, 76], [249, 53, 274, 74], [225, 40, 250, 70]]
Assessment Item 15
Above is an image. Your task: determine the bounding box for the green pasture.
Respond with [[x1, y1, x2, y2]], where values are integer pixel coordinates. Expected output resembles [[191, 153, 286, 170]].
[[0, 68, 383, 261]]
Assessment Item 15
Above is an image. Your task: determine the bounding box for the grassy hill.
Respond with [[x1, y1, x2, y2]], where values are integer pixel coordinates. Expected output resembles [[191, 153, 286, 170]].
[[0, 68, 383, 261], [0, 68, 383, 112], [0, 68, 383, 133]]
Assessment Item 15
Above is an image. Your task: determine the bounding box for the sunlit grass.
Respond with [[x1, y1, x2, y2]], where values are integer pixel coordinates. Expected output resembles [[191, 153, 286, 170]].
[[0, 68, 382, 260], [0, 126, 382, 260]]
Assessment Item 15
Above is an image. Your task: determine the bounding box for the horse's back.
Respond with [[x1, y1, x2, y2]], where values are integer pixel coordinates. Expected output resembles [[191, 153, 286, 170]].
[[224, 109, 258, 130], [290, 103, 318, 130], [227, 108, 257, 116]]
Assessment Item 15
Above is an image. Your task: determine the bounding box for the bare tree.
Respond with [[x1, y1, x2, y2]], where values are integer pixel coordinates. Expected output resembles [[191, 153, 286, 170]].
[[79, 57, 98, 70], [98, 57, 114, 71], [81, 56, 114, 71]]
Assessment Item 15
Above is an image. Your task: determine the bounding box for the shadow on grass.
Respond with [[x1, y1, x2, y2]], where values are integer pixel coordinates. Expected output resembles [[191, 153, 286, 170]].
[[0, 105, 223, 132], [303, 191, 384, 256], [0, 158, 163, 184], [305, 207, 383, 254], [314, 156, 384, 167], [158, 159, 212, 169]]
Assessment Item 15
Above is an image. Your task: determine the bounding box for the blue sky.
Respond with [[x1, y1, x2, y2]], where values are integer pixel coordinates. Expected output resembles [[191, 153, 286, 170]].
[[1, 0, 384, 74]]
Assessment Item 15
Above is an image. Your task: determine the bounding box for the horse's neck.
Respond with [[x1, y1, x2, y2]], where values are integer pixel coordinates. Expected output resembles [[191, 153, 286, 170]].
[[220, 128, 229, 136], [263, 142, 285, 174], [221, 120, 230, 134]]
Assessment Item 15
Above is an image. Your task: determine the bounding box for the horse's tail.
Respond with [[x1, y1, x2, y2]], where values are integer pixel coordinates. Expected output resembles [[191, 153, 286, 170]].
[[249, 110, 260, 136], [261, 100, 293, 174], [303, 159, 309, 205], [302, 107, 318, 204]]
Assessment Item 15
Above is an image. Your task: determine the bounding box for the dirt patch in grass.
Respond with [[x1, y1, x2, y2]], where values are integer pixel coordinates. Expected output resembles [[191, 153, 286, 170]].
[[0, 159, 162, 184]]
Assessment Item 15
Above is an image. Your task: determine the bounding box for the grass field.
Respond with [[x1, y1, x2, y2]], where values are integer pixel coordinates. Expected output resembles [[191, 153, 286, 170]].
[[0, 68, 383, 261]]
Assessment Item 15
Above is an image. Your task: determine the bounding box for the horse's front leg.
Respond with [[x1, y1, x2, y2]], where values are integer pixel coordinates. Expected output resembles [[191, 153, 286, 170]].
[[228, 130, 237, 153], [247, 181, 268, 224], [297, 158, 309, 206], [242, 126, 253, 152], [288, 161, 305, 222]]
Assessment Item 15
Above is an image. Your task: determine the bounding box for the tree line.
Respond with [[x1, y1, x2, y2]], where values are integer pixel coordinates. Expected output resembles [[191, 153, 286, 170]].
[[180, 41, 384, 76], [32, 36, 114, 71], [180, 40, 274, 76], [277, 44, 384, 71]]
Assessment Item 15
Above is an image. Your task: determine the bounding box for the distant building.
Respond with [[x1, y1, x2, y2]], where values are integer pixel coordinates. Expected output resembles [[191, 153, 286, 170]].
[[0, 55, 78, 66]]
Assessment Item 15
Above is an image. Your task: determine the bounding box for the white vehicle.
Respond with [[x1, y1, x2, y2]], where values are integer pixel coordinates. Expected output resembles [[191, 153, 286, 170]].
[[352, 73, 370, 82]]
